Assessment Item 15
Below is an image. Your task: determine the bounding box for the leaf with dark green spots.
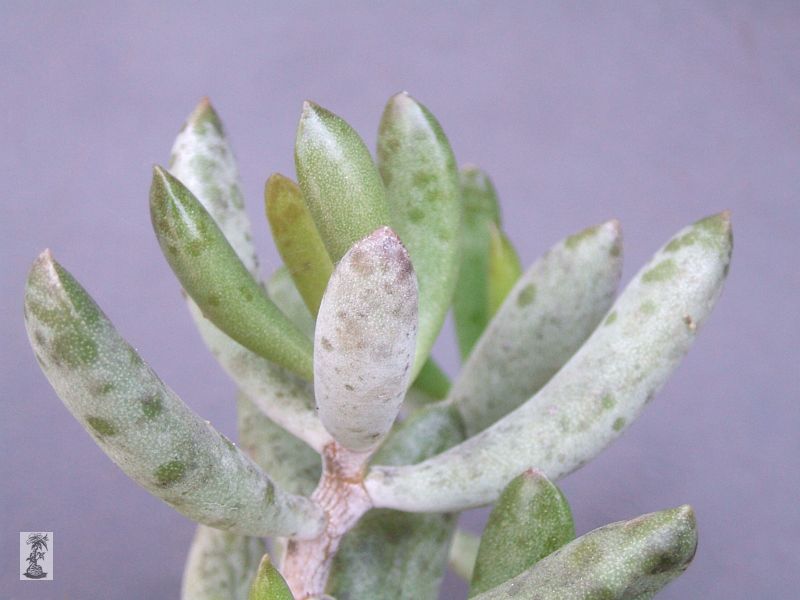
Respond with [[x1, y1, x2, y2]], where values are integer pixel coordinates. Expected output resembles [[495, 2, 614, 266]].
[[266, 267, 315, 340], [181, 525, 266, 600], [451, 220, 622, 436], [24, 251, 324, 538], [314, 227, 418, 452], [249, 554, 294, 600], [378, 92, 460, 377], [150, 166, 313, 380], [327, 404, 465, 600], [170, 98, 259, 274], [470, 506, 698, 599], [469, 469, 575, 596], [295, 101, 389, 263], [367, 213, 732, 512], [453, 166, 501, 360], [265, 173, 333, 316], [487, 223, 522, 319]]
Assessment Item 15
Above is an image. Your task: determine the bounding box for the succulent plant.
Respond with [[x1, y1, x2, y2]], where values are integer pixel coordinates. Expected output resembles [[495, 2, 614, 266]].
[[23, 92, 732, 599]]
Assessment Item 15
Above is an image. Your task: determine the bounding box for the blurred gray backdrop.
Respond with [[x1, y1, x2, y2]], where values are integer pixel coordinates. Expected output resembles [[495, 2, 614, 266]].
[[2, 2, 798, 598]]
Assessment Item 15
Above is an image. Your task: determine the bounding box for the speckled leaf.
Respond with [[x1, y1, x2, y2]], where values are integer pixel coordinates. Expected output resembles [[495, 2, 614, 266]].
[[452, 220, 623, 436], [295, 101, 389, 263], [314, 227, 418, 452], [449, 529, 480, 582], [249, 554, 294, 600], [169, 98, 258, 274], [265, 173, 333, 315], [470, 506, 698, 599], [378, 92, 460, 377], [469, 469, 575, 597], [181, 526, 265, 600], [327, 404, 465, 600], [24, 252, 325, 538], [237, 393, 321, 497], [266, 267, 315, 340], [487, 223, 522, 318], [453, 166, 501, 360], [366, 213, 732, 512], [150, 167, 313, 379]]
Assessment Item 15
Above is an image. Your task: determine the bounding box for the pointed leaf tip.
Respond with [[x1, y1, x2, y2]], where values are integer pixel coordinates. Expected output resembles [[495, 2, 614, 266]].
[[249, 554, 294, 600]]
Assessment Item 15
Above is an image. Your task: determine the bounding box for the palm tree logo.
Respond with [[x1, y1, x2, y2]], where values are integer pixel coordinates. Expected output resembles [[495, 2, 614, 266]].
[[23, 533, 48, 579]]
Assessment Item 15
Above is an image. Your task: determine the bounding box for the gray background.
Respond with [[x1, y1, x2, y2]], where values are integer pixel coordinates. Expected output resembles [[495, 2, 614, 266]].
[[2, 2, 797, 598]]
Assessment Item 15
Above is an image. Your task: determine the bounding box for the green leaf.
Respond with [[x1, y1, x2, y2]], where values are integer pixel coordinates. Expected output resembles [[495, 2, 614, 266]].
[[170, 97, 259, 275], [411, 357, 451, 401], [265, 173, 333, 316], [487, 223, 522, 318], [237, 393, 321, 497], [314, 227, 418, 452], [327, 404, 466, 600], [181, 525, 265, 600], [150, 166, 313, 380], [266, 267, 315, 340], [453, 166, 501, 360], [249, 554, 295, 600], [378, 92, 460, 377], [452, 220, 622, 435], [469, 469, 575, 597], [24, 252, 324, 538], [366, 213, 733, 512], [295, 101, 389, 263], [470, 506, 698, 599]]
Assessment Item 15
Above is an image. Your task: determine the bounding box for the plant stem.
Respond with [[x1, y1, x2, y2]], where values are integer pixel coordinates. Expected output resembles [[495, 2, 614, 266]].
[[281, 442, 373, 599]]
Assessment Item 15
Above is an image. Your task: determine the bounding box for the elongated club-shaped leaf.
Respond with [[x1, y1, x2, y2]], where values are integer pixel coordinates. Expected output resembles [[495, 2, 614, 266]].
[[487, 223, 522, 318], [169, 97, 259, 274], [24, 252, 325, 538], [265, 173, 333, 315], [327, 404, 466, 600], [314, 227, 418, 452], [449, 529, 480, 582], [150, 167, 313, 380], [452, 220, 623, 435], [471, 506, 698, 599], [366, 213, 732, 512], [249, 554, 294, 600], [295, 101, 389, 263], [453, 166, 502, 360], [378, 92, 460, 377], [181, 525, 266, 600], [237, 393, 321, 497], [266, 267, 315, 340], [469, 469, 575, 597]]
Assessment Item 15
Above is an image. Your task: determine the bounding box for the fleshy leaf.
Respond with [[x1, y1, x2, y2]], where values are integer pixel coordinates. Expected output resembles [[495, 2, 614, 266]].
[[181, 525, 265, 600], [470, 506, 698, 599], [238, 393, 321, 497], [410, 357, 451, 401], [150, 166, 313, 380], [24, 252, 324, 538], [377, 92, 460, 377], [327, 404, 466, 600], [452, 220, 623, 435], [314, 227, 418, 452], [449, 529, 480, 582], [453, 166, 501, 360], [249, 554, 295, 600], [487, 223, 522, 318], [295, 101, 389, 263], [265, 173, 333, 316], [468, 469, 575, 597], [266, 267, 315, 340], [366, 213, 732, 512], [169, 98, 259, 274]]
